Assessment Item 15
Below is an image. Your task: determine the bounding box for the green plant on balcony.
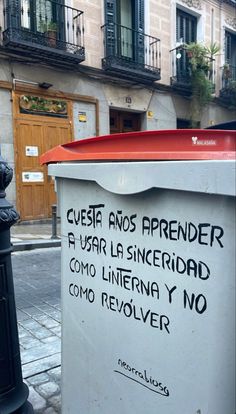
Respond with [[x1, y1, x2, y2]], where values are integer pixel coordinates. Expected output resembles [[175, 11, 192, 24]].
[[222, 63, 232, 81], [229, 81, 236, 107], [221, 78, 236, 108], [40, 21, 58, 47], [40, 21, 58, 33], [185, 42, 220, 128]]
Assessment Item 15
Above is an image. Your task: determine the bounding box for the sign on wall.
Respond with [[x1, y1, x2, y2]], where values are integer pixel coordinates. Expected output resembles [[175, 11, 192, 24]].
[[22, 172, 44, 182], [25, 146, 39, 157], [19, 95, 68, 118], [78, 111, 87, 122]]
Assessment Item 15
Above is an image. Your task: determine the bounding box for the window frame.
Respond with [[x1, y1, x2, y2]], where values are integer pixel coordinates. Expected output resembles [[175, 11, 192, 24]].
[[104, 0, 145, 64]]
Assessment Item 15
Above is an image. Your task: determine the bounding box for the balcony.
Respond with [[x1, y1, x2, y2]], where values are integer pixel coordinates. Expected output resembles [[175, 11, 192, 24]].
[[2, 0, 85, 69], [170, 46, 191, 92], [219, 64, 236, 108], [170, 45, 216, 95], [102, 23, 161, 84]]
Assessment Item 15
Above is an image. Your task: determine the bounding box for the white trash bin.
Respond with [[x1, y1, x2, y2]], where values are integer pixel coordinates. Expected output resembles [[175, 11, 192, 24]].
[[42, 129, 235, 414]]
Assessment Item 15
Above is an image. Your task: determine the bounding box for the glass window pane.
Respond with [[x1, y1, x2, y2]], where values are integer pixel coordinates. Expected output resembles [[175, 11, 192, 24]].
[[21, 0, 30, 29], [37, 0, 53, 32], [120, 0, 132, 58]]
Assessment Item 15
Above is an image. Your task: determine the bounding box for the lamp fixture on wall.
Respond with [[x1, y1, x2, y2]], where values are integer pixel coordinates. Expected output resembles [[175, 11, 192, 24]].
[[38, 82, 53, 89], [12, 78, 53, 90], [169, 41, 185, 59]]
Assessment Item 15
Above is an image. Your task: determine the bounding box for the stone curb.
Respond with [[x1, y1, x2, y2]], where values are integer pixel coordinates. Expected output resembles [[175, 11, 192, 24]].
[[12, 239, 61, 252]]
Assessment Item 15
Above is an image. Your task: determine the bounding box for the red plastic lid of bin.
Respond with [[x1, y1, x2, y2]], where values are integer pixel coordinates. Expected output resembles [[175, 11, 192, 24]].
[[40, 129, 236, 164]]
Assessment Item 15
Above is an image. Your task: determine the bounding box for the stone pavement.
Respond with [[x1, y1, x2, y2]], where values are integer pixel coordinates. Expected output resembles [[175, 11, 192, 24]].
[[11, 221, 62, 413], [11, 220, 61, 251]]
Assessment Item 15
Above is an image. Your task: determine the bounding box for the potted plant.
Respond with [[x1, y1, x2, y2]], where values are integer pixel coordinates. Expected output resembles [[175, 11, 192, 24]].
[[221, 63, 232, 89], [222, 63, 231, 79], [185, 42, 220, 128], [40, 21, 58, 47]]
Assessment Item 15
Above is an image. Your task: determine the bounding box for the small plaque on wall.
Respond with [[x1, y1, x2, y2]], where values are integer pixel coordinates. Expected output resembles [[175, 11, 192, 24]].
[[25, 146, 39, 157], [78, 112, 87, 122], [22, 172, 44, 182]]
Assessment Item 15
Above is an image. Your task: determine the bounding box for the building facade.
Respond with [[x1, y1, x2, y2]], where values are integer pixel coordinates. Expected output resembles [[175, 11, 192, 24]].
[[0, 0, 235, 220]]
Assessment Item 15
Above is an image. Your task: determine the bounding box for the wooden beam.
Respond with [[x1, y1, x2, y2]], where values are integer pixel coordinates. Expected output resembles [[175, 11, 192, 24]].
[[0, 80, 12, 90]]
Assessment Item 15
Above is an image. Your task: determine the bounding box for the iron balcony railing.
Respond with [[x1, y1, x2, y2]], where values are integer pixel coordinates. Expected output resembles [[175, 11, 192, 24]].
[[170, 46, 215, 91], [170, 46, 192, 89], [2, 0, 85, 65], [220, 64, 236, 106], [221, 64, 236, 88], [102, 22, 161, 82]]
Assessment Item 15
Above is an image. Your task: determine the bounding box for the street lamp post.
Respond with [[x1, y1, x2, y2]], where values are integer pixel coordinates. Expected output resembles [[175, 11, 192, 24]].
[[0, 154, 34, 413]]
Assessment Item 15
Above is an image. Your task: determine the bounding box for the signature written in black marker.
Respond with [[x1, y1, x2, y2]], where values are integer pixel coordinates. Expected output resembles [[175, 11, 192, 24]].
[[114, 359, 169, 397]]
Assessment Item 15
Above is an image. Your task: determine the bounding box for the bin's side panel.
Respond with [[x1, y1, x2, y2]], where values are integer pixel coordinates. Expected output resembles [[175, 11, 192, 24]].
[[49, 160, 236, 196], [59, 178, 235, 414]]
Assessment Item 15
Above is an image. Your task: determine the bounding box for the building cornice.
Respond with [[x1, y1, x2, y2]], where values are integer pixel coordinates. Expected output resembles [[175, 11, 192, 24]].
[[222, 0, 236, 6], [225, 16, 236, 30], [180, 0, 202, 10]]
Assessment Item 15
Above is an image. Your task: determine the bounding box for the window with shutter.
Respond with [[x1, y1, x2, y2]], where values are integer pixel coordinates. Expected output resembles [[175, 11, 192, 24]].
[[225, 32, 232, 63], [225, 31, 236, 65], [135, 0, 145, 64], [5, 0, 21, 28], [175, 8, 197, 84], [104, 0, 144, 62], [225, 31, 236, 82], [137, 0, 144, 32], [104, 0, 117, 57], [176, 9, 197, 44], [3, 0, 85, 65], [16, 0, 65, 40]]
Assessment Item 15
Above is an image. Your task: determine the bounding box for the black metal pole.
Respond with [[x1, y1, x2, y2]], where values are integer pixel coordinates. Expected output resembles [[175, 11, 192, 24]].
[[51, 204, 59, 239], [0, 155, 34, 414]]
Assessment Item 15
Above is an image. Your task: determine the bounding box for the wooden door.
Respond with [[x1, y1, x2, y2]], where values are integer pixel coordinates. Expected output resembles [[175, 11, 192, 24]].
[[16, 120, 47, 220], [14, 93, 72, 220], [15, 120, 72, 220], [110, 110, 141, 133], [44, 123, 72, 216]]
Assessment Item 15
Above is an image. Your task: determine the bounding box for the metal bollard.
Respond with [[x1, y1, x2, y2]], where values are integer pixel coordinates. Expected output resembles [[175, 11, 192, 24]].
[[51, 204, 59, 239], [0, 155, 34, 413]]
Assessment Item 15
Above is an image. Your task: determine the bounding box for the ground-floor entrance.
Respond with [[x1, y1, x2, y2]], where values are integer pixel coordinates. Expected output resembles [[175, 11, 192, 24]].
[[14, 92, 72, 220], [110, 109, 141, 133]]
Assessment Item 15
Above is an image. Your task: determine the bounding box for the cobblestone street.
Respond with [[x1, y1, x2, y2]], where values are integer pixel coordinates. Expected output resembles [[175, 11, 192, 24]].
[[12, 247, 61, 413]]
